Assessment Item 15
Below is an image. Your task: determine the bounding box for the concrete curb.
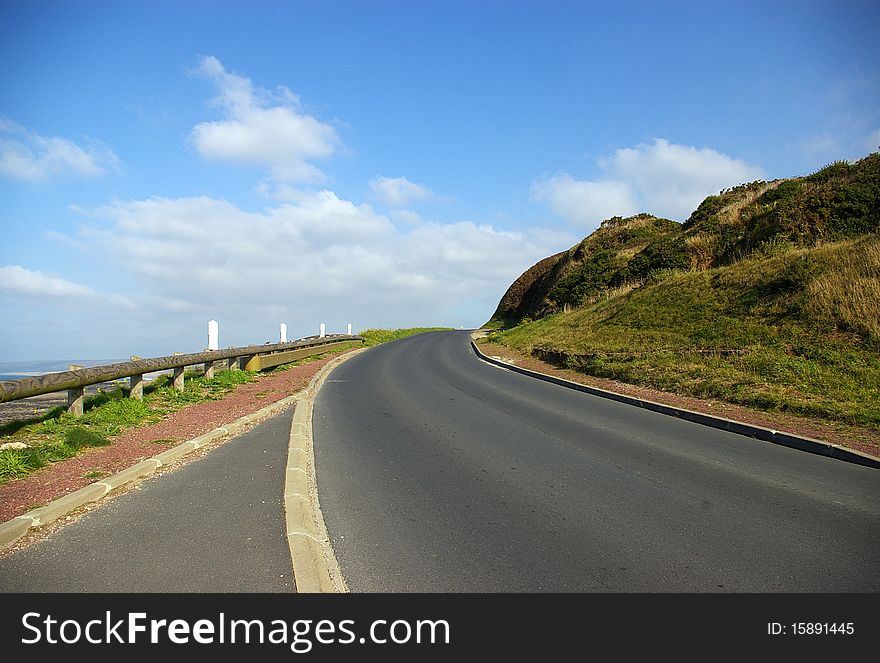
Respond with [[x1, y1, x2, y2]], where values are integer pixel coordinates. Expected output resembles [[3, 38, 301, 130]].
[[470, 339, 880, 470], [283, 349, 364, 593], [0, 351, 360, 552]]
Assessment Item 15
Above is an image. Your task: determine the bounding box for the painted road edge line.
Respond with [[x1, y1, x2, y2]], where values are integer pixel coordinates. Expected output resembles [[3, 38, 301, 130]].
[[0, 352, 360, 552], [470, 336, 880, 470], [284, 348, 366, 593]]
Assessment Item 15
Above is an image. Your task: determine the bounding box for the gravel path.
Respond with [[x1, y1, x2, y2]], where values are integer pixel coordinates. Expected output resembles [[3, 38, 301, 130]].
[[0, 353, 351, 523]]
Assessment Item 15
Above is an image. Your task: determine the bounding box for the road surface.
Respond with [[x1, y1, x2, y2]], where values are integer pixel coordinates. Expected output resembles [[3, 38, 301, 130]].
[[313, 330, 880, 592], [0, 408, 295, 592]]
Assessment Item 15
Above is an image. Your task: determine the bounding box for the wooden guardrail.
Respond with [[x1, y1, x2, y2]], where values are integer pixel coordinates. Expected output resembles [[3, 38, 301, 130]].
[[241, 340, 356, 371], [0, 334, 363, 415]]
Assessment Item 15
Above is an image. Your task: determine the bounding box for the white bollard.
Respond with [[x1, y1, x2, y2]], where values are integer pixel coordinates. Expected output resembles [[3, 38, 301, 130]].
[[319, 323, 326, 338], [280, 322, 288, 343], [347, 323, 352, 336], [208, 319, 219, 351]]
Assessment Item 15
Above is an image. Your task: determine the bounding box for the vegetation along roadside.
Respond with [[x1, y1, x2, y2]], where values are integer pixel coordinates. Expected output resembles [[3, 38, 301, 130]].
[[483, 154, 879, 457], [0, 328, 446, 485]]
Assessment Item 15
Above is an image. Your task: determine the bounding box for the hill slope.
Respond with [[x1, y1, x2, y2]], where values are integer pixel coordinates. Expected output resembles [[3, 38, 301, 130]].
[[490, 153, 880, 327], [486, 153, 880, 428]]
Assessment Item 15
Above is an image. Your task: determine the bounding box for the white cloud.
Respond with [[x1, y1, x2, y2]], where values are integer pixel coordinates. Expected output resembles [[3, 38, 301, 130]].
[[390, 209, 426, 225], [68, 193, 570, 341], [0, 265, 133, 308], [530, 175, 639, 227], [531, 138, 765, 230], [0, 265, 96, 298], [191, 56, 340, 184], [369, 176, 434, 207], [0, 117, 119, 183]]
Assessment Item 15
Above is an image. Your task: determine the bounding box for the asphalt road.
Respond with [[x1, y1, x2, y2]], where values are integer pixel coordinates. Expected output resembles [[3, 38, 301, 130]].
[[0, 407, 296, 592], [313, 330, 880, 592]]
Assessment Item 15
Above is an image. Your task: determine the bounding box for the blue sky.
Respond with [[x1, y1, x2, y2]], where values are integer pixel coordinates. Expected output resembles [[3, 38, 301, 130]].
[[1, 0, 878, 361]]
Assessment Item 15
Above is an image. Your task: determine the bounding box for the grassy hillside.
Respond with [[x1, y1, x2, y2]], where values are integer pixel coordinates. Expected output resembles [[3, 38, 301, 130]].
[[486, 154, 880, 428], [491, 153, 880, 326], [488, 213, 682, 326]]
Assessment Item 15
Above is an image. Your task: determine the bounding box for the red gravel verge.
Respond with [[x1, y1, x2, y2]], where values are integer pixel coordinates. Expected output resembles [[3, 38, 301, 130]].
[[0, 352, 351, 524]]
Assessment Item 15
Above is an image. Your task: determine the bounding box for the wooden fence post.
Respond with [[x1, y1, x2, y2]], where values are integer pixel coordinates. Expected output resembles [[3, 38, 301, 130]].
[[66, 363, 85, 415], [173, 367, 185, 391], [67, 387, 84, 416], [130, 374, 144, 400]]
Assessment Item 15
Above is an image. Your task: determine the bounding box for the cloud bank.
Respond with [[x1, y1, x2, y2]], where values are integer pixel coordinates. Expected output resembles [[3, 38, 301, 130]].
[[191, 56, 341, 184], [369, 176, 435, 207], [0, 117, 119, 183], [0, 265, 97, 298], [532, 138, 765, 230], [0, 264, 132, 308], [66, 193, 569, 341]]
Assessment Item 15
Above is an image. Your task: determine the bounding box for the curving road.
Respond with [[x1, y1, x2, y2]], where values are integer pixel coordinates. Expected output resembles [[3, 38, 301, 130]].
[[313, 330, 880, 592]]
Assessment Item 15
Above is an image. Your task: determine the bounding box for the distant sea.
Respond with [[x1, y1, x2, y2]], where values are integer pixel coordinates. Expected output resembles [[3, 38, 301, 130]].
[[0, 359, 126, 382]]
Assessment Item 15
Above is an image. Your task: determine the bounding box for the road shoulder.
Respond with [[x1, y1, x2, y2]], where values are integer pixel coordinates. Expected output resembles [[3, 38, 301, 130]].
[[471, 334, 880, 468], [283, 348, 364, 593]]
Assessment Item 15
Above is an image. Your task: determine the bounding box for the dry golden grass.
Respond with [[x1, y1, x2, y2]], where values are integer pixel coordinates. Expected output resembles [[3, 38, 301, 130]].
[[493, 236, 880, 427], [602, 214, 656, 234], [602, 281, 642, 300], [685, 233, 717, 269], [808, 236, 880, 339], [616, 244, 645, 261], [718, 180, 781, 225]]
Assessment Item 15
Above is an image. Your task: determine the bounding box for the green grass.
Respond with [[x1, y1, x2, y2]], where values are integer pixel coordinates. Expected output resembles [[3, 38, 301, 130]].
[[0, 331, 448, 484], [0, 366, 259, 484], [0, 447, 47, 480], [492, 154, 879, 328], [489, 238, 880, 427]]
